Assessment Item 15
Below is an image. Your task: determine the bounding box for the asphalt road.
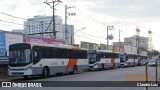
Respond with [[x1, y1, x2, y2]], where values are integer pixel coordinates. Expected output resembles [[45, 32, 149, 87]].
[[0, 66, 160, 90]]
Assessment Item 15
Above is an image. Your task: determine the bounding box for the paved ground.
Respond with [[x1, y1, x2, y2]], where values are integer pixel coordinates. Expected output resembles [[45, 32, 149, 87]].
[[0, 66, 160, 90]]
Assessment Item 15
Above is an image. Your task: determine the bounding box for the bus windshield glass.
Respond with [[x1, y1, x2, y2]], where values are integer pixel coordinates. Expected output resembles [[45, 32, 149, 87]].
[[120, 53, 126, 62], [9, 43, 31, 66], [88, 50, 97, 62]]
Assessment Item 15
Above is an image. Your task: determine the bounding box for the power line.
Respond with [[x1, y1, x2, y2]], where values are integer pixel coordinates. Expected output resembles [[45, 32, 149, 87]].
[[75, 34, 105, 43], [0, 19, 23, 26], [58, 30, 106, 43], [78, 31, 106, 38], [0, 11, 62, 24], [44, 0, 63, 39], [0, 11, 26, 20]]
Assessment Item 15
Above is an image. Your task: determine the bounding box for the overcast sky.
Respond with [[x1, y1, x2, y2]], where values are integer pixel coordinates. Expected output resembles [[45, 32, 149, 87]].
[[0, 0, 160, 50]]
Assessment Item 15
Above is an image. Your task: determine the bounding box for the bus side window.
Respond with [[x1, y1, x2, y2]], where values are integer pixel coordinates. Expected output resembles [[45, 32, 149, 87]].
[[33, 46, 43, 64], [97, 54, 101, 61], [36, 51, 43, 60], [126, 55, 128, 61]]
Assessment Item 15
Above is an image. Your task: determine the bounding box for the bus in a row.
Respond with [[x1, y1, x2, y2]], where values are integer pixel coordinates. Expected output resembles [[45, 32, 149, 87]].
[[119, 52, 147, 67], [8, 43, 147, 79], [8, 43, 88, 79], [88, 50, 120, 70]]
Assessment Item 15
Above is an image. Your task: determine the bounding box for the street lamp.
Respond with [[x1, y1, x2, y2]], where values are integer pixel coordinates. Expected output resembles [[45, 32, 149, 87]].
[[71, 27, 86, 45], [74, 27, 86, 34]]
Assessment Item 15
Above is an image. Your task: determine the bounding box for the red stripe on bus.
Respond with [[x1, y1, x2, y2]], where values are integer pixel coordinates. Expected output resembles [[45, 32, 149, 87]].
[[111, 58, 115, 66], [65, 58, 78, 72]]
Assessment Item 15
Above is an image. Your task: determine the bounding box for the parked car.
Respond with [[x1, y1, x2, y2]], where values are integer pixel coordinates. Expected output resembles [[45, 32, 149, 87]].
[[148, 59, 157, 66]]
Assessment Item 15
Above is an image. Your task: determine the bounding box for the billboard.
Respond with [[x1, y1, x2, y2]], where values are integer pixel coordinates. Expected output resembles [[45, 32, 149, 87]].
[[73, 44, 79, 48], [5, 33, 24, 54], [108, 45, 113, 51], [124, 45, 132, 54], [99, 44, 107, 50], [113, 46, 120, 52], [81, 41, 99, 50], [141, 51, 147, 56], [131, 47, 137, 54], [0, 32, 6, 57], [99, 44, 113, 51], [25, 36, 65, 44]]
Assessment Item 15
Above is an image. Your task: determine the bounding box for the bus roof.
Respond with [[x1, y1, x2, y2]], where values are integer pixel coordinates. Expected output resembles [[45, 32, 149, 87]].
[[11, 43, 87, 51], [88, 50, 119, 53]]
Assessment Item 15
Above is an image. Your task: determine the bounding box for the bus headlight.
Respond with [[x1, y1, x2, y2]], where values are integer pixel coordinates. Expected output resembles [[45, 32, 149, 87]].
[[24, 66, 31, 71]]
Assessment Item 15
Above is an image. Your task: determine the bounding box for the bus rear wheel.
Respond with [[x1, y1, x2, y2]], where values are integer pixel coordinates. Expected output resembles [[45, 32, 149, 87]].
[[70, 65, 78, 74], [100, 64, 104, 70], [42, 67, 49, 78], [74, 65, 78, 74]]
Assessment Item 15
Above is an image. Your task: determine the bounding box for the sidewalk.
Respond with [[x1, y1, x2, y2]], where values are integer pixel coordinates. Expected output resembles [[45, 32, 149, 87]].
[[0, 74, 20, 81]]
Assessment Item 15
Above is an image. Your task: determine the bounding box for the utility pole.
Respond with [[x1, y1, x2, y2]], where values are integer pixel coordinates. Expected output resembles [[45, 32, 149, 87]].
[[44, 0, 62, 39], [119, 29, 121, 52], [65, 5, 68, 44], [145, 61, 148, 90], [156, 60, 158, 83], [136, 27, 140, 55], [106, 26, 114, 50], [107, 26, 109, 50], [64, 5, 76, 45]]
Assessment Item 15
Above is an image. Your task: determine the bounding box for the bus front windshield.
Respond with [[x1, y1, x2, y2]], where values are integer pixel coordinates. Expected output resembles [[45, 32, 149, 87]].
[[9, 43, 32, 66], [88, 53, 97, 62], [120, 54, 126, 62], [9, 49, 31, 64]]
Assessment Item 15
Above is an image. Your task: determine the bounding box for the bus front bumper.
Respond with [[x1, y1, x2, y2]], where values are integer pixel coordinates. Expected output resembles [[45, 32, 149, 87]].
[[8, 68, 33, 76]]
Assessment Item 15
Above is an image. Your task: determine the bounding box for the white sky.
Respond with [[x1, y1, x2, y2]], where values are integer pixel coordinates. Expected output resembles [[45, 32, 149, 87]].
[[0, 0, 160, 50]]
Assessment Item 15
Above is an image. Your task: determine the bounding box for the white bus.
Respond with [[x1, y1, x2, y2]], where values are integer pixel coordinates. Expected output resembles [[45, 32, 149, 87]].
[[141, 55, 147, 65], [88, 50, 120, 70], [120, 52, 138, 67], [127, 53, 138, 66], [8, 43, 88, 79]]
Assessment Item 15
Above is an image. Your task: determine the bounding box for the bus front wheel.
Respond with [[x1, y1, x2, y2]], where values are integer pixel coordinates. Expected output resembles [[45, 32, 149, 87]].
[[24, 75, 28, 79]]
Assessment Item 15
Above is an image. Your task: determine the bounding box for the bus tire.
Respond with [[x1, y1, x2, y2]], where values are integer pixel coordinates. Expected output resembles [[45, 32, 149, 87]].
[[111, 63, 115, 69], [24, 75, 28, 79], [100, 64, 104, 70], [42, 67, 49, 78], [88, 69, 91, 71], [73, 65, 78, 74], [128, 63, 130, 67]]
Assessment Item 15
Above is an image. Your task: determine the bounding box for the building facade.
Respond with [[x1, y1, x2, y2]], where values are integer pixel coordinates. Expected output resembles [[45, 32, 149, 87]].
[[24, 15, 74, 45], [12, 29, 25, 34], [124, 35, 148, 51]]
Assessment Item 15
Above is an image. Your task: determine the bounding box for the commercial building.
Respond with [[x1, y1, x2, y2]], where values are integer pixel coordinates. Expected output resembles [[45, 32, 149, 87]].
[[24, 15, 74, 45], [113, 35, 148, 54], [12, 29, 25, 34], [124, 35, 148, 51]]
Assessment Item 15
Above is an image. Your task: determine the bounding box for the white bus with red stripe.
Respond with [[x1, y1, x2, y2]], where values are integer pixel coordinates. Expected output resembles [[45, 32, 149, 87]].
[[120, 52, 138, 67], [127, 53, 138, 67], [8, 43, 88, 79], [88, 50, 120, 70]]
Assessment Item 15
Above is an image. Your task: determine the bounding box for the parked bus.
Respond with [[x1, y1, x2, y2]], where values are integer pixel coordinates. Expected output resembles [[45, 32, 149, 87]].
[[120, 52, 138, 67], [137, 55, 142, 66], [120, 52, 129, 67], [141, 55, 147, 65], [88, 50, 120, 70], [8, 43, 88, 79], [127, 53, 138, 66]]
